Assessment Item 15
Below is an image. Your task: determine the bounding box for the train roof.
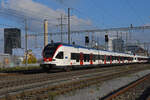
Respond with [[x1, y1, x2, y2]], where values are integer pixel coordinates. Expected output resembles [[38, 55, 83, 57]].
[[47, 42, 148, 57]]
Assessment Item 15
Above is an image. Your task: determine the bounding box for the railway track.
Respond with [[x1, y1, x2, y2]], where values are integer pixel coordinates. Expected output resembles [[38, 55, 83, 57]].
[[0, 64, 149, 100], [101, 72, 150, 100], [0, 66, 127, 88], [0, 64, 139, 85], [0, 67, 125, 96], [0, 73, 20, 77]]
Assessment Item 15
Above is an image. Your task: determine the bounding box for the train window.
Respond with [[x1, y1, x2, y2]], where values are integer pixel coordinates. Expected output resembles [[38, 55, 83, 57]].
[[84, 54, 89, 62], [93, 55, 96, 62], [55, 52, 64, 59], [98, 55, 100, 60], [119, 57, 121, 60], [114, 56, 116, 60], [43, 45, 58, 58], [124, 57, 127, 60], [112, 56, 115, 60], [101, 55, 104, 61], [95, 55, 98, 60], [132, 57, 134, 60], [129, 57, 133, 61], [106, 56, 108, 61], [115, 56, 117, 60], [130, 57, 132, 60], [87, 54, 90, 62], [128, 57, 130, 60], [114, 56, 117, 60], [127, 57, 129, 60], [112, 56, 114, 60], [117, 56, 120, 60], [122, 57, 124, 61], [96, 55, 98, 60], [84, 54, 86, 62], [76, 53, 80, 62], [107, 56, 110, 61], [71, 53, 76, 60]]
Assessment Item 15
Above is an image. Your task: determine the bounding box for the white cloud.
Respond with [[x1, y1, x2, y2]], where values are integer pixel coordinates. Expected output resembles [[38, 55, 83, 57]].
[[0, 0, 92, 32]]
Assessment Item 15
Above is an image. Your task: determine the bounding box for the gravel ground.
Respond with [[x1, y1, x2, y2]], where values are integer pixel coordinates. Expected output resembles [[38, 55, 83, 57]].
[[54, 69, 150, 100]]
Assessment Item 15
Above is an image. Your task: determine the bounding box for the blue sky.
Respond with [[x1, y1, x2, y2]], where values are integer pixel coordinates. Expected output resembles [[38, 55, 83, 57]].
[[0, 0, 150, 52], [0, 0, 150, 29], [33, 0, 150, 28]]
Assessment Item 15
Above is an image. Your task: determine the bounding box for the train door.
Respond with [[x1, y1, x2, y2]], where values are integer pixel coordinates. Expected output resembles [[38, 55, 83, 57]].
[[55, 51, 64, 66], [118, 56, 120, 64], [80, 52, 84, 65], [104, 55, 106, 64], [63, 49, 70, 66], [122, 57, 124, 63], [90, 53, 93, 64], [128, 57, 130, 63], [110, 56, 112, 64]]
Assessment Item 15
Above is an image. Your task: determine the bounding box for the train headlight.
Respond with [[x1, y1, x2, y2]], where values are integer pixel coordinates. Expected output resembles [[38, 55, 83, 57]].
[[48, 58, 52, 61]]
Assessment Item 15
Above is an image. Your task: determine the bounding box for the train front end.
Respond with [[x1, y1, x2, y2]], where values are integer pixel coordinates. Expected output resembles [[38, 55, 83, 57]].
[[40, 43, 61, 70]]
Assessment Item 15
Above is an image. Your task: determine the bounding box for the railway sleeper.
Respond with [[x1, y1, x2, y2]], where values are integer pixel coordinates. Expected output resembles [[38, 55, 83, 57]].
[[1, 66, 150, 100]]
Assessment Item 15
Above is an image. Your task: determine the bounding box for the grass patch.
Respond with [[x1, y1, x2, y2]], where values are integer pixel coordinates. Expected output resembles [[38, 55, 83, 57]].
[[0, 66, 41, 73]]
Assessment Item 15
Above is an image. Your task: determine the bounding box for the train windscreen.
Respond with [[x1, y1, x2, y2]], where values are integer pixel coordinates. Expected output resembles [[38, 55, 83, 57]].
[[43, 44, 59, 58]]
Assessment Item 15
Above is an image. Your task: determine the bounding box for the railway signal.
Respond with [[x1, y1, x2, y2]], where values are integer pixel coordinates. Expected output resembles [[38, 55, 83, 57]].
[[105, 35, 109, 42], [85, 35, 89, 47]]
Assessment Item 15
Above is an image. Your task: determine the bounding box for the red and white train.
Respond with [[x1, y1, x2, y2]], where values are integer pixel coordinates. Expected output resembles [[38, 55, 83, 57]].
[[40, 43, 149, 71]]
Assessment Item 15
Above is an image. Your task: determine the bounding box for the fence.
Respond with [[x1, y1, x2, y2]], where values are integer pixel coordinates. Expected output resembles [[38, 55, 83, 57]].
[[0, 53, 41, 68]]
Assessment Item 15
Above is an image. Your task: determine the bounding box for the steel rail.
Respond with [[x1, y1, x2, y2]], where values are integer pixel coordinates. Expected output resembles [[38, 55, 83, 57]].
[[0, 65, 149, 100], [0, 65, 134, 89], [27, 25, 150, 36], [104, 73, 150, 100], [0, 68, 124, 97]]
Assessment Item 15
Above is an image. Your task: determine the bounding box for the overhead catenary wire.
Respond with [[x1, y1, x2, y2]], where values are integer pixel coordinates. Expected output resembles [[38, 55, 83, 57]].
[[0, 23, 22, 29], [0, 9, 58, 26], [0, 0, 103, 33], [0, 7, 95, 34], [123, 0, 145, 25], [53, 0, 100, 30], [0, 0, 150, 49]]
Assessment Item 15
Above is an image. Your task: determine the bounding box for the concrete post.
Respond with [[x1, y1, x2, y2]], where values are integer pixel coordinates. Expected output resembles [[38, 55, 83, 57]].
[[44, 19, 48, 47]]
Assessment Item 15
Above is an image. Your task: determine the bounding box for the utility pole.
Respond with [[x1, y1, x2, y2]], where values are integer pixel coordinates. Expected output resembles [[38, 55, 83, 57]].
[[68, 8, 71, 44], [35, 34, 38, 48], [57, 14, 67, 43], [25, 18, 28, 66], [60, 15, 63, 42], [120, 32, 122, 39], [126, 32, 128, 44], [50, 33, 52, 42], [125, 32, 128, 52], [91, 32, 95, 48], [117, 31, 118, 40], [147, 44, 149, 56]]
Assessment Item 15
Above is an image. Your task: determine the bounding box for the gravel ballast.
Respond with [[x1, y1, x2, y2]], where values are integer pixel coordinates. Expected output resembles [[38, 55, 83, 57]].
[[55, 69, 150, 100]]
